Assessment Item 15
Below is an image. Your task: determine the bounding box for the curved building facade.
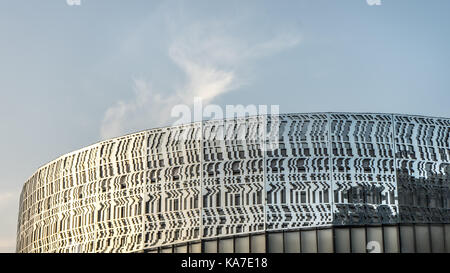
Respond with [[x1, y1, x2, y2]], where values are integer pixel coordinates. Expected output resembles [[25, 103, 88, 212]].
[[16, 113, 450, 253]]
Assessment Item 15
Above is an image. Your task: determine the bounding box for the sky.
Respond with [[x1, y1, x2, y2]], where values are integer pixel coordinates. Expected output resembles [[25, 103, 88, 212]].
[[1, 0, 449, 252]]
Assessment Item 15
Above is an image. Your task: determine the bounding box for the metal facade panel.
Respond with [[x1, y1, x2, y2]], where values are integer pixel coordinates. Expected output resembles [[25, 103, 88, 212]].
[[201, 117, 265, 238], [16, 113, 450, 253], [394, 115, 450, 224], [265, 114, 333, 230], [331, 113, 398, 225]]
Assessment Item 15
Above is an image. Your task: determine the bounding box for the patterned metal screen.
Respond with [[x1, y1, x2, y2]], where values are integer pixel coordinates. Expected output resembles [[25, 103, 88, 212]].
[[16, 113, 450, 252]]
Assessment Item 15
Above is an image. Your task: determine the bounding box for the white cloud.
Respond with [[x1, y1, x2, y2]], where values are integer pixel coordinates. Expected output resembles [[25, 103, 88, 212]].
[[247, 33, 301, 58], [100, 22, 300, 140]]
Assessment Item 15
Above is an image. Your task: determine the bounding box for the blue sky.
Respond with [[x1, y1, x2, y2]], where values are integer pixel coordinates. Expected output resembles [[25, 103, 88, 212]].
[[1, 0, 449, 252]]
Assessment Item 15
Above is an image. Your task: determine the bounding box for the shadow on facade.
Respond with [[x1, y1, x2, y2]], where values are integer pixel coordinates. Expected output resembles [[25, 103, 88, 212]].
[[333, 164, 450, 226]]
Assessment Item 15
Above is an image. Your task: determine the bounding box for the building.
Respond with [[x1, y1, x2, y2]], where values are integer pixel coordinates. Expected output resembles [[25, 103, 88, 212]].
[[16, 113, 450, 253]]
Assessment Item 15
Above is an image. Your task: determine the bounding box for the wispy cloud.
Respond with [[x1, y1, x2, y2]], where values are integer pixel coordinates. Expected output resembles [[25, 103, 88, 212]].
[[100, 22, 300, 140]]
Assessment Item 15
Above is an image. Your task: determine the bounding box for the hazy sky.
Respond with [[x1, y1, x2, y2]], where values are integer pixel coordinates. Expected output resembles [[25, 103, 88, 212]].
[[1, 0, 449, 252]]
